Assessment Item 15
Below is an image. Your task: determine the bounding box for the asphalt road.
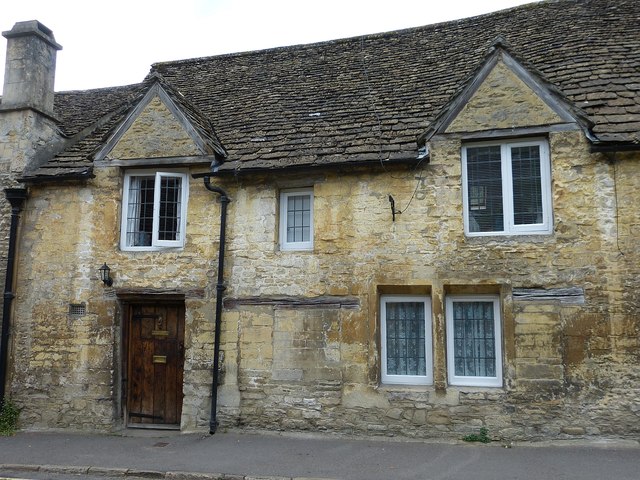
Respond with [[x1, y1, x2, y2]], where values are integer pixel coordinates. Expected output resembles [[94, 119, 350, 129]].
[[0, 430, 639, 480]]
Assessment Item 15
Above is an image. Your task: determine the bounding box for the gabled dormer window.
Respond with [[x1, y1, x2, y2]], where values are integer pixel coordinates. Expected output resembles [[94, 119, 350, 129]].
[[462, 139, 552, 236], [121, 171, 189, 251]]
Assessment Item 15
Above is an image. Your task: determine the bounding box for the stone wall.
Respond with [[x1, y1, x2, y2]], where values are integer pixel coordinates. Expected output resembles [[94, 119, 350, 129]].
[[6, 128, 640, 439], [209, 129, 640, 441], [0, 106, 62, 410]]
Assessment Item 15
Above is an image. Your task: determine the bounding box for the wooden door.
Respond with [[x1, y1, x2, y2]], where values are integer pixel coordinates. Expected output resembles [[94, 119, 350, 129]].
[[126, 302, 185, 427]]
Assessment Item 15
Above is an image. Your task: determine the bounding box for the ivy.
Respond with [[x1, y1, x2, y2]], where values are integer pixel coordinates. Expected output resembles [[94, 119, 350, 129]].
[[0, 398, 21, 436]]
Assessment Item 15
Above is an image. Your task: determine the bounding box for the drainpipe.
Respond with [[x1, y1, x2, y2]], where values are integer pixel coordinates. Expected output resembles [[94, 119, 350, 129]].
[[194, 173, 230, 434], [0, 188, 28, 404]]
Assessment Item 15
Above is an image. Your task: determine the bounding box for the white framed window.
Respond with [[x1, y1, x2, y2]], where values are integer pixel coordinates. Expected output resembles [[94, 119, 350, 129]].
[[380, 295, 433, 385], [120, 171, 189, 251], [446, 295, 502, 387], [462, 139, 552, 236], [279, 188, 313, 251]]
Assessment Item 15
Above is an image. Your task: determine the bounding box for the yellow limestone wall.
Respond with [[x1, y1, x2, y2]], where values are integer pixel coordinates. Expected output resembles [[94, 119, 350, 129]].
[[7, 69, 640, 440], [109, 96, 201, 159], [446, 60, 564, 132]]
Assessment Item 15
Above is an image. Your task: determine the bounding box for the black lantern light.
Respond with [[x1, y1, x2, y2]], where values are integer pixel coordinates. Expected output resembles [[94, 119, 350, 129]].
[[99, 263, 113, 286]]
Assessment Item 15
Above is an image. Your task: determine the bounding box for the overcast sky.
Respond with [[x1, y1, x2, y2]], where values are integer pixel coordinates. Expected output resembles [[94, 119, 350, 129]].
[[1, 0, 538, 92]]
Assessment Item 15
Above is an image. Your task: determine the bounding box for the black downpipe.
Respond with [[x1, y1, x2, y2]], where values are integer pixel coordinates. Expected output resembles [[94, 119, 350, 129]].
[[202, 176, 230, 434], [0, 188, 28, 405]]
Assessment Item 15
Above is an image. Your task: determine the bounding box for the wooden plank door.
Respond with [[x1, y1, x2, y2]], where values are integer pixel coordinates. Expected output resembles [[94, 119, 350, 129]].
[[126, 302, 185, 427]]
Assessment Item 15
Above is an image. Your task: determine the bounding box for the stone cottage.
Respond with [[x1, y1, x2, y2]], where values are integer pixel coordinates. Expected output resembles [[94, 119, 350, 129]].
[[0, 0, 639, 441]]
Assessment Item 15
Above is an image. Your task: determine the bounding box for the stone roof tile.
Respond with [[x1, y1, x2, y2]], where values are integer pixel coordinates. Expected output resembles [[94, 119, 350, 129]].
[[28, 0, 640, 179]]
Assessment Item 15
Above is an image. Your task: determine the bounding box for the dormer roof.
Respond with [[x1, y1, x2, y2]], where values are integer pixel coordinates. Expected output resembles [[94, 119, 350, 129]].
[[418, 38, 596, 144]]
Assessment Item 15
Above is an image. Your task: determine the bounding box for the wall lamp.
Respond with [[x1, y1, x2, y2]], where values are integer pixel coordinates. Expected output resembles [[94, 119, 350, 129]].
[[99, 263, 113, 287]]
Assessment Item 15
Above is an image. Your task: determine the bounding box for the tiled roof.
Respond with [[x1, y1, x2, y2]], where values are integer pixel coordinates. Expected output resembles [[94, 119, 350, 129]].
[[29, 0, 640, 180]]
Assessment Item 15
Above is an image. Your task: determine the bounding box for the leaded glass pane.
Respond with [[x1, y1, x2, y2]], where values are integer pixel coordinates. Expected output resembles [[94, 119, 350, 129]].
[[126, 175, 155, 246], [511, 145, 543, 225], [286, 194, 311, 243], [158, 176, 182, 241], [452, 301, 496, 377], [466, 146, 504, 232], [385, 302, 426, 376]]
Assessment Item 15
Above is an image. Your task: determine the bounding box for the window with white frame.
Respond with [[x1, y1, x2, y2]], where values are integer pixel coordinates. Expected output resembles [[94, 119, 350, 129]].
[[120, 171, 188, 250], [380, 295, 433, 385], [462, 139, 552, 236], [279, 188, 313, 251], [446, 295, 502, 387]]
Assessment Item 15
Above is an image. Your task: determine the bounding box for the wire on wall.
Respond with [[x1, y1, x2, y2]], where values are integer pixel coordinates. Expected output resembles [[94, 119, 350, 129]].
[[360, 37, 428, 219]]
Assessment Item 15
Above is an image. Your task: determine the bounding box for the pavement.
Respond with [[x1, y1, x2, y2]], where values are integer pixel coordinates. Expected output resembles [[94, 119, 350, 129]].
[[0, 429, 639, 480]]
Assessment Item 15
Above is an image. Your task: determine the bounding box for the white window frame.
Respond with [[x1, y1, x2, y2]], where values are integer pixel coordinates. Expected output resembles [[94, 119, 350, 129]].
[[461, 139, 552, 236], [120, 170, 189, 251], [380, 295, 433, 385], [446, 295, 503, 387], [279, 188, 314, 251]]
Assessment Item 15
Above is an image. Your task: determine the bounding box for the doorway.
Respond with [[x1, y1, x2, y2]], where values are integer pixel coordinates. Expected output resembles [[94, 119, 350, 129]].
[[124, 302, 185, 428]]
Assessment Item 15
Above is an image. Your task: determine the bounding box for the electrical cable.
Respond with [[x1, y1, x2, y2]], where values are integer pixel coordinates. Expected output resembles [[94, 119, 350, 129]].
[[360, 37, 428, 217]]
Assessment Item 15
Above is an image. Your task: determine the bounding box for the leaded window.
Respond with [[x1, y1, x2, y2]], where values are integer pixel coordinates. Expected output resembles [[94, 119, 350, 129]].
[[121, 171, 188, 250], [446, 295, 502, 387], [279, 189, 314, 250], [380, 295, 433, 385]]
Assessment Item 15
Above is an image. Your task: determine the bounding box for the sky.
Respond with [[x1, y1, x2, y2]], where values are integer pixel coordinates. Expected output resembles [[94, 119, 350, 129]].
[[1, 0, 538, 92]]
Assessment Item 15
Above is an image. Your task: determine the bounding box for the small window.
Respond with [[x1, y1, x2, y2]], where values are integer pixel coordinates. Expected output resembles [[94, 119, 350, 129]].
[[279, 189, 313, 251], [462, 139, 552, 236], [380, 295, 433, 385], [121, 171, 188, 250], [446, 295, 502, 387], [68, 303, 86, 317]]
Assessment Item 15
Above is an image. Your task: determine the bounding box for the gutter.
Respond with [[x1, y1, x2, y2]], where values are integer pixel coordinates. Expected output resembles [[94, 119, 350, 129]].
[[18, 170, 95, 185], [193, 171, 230, 434], [0, 188, 28, 404], [590, 143, 640, 153], [202, 155, 422, 177]]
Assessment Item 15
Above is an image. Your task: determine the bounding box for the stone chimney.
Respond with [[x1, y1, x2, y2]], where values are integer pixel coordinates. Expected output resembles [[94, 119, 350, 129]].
[[0, 20, 64, 177], [1, 20, 62, 116]]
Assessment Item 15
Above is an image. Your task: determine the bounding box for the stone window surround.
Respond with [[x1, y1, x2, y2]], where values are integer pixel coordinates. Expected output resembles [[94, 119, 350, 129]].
[[461, 137, 553, 237], [380, 294, 433, 386], [279, 187, 314, 251], [120, 169, 189, 251], [376, 285, 510, 390]]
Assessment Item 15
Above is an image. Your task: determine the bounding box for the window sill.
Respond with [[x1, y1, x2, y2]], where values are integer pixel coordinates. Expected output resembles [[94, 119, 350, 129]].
[[378, 383, 434, 391], [463, 232, 554, 244], [278, 247, 314, 253], [120, 246, 185, 253]]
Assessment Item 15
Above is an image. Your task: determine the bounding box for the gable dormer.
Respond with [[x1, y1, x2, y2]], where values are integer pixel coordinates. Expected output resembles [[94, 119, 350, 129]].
[[94, 77, 226, 164], [419, 39, 595, 144]]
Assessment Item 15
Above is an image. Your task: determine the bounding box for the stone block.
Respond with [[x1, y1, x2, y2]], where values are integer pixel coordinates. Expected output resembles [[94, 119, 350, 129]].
[[516, 362, 563, 380]]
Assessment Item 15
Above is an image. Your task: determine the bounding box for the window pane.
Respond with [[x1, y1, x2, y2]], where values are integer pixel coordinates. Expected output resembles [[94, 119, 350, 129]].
[[158, 176, 182, 241], [286, 194, 311, 244], [511, 145, 543, 225], [126, 175, 155, 246], [466, 146, 503, 232], [385, 302, 426, 376], [452, 301, 496, 377]]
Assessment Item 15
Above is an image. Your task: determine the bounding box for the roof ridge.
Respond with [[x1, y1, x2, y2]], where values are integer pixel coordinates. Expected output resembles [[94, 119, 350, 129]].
[[55, 83, 143, 96], [151, 0, 550, 70]]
